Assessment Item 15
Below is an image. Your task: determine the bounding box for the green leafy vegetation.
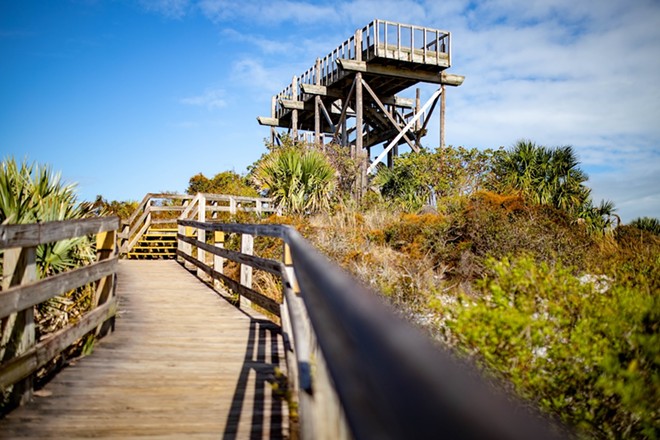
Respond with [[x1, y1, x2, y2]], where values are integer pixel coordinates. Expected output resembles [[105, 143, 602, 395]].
[[1, 158, 101, 411], [446, 254, 658, 439], [186, 170, 258, 197], [93, 196, 138, 220], [630, 216, 660, 236], [373, 145, 500, 211], [250, 143, 336, 214], [286, 141, 656, 439], [0, 158, 96, 278], [15, 134, 655, 439]]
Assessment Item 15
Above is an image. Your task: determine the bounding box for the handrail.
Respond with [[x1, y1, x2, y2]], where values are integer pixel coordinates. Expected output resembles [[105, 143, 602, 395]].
[[118, 193, 276, 255], [176, 220, 565, 440], [274, 19, 451, 119], [0, 216, 119, 410]]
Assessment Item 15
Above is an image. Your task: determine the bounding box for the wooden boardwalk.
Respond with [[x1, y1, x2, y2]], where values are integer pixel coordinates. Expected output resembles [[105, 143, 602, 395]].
[[0, 260, 288, 439]]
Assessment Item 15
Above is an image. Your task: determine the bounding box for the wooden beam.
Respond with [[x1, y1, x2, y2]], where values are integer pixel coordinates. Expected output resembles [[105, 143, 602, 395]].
[[355, 72, 363, 157], [0, 217, 120, 249], [301, 84, 340, 97], [1, 246, 36, 406], [390, 96, 414, 108], [176, 251, 280, 316], [0, 258, 117, 319], [332, 76, 357, 141], [0, 298, 117, 390], [280, 99, 305, 110], [337, 59, 465, 86], [440, 84, 446, 148], [301, 83, 413, 108], [367, 87, 442, 174], [257, 116, 280, 126], [178, 234, 282, 277], [318, 99, 336, 132]]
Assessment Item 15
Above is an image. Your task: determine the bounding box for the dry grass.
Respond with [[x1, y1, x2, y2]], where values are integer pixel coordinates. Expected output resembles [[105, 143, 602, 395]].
[[307, 206, 454, 338]]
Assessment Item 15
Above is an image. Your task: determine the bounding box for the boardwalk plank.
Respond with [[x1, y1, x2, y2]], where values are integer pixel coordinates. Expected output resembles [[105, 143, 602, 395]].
[[0, 260, 288, 439]]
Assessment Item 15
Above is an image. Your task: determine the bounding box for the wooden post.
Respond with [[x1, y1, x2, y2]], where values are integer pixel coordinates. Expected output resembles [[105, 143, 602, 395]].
[[415, 88, 422, 131], [355, 72, 365, 199], [341, 114, 347, 148], [239, 234, 253, 309], [177, 223, 184, 264], [182, 226, 195, 271], [94, 230, 116, 337], [355, 72, 363, 155], [213, 231, 225, 291], [292, 76, 299, 141], [211, 200, 218, 220], [229, 197, 237, 215], [197, 195, 208, 281], [314, 59, 321, 146], [440, 85, 446, 148], [1, 246, 37, 407], [282, 243, 299, 294], [271, 96, 277, 145], [120, 222, 129, 253]]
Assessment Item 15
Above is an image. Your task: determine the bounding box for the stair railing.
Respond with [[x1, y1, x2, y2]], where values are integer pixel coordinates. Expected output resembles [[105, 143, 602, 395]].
[[118, 193, 192, 255], [120, 193, 276, 256]]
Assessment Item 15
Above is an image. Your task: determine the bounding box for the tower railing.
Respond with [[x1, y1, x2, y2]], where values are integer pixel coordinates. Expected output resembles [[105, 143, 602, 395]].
[[274, 19, 451, 119]]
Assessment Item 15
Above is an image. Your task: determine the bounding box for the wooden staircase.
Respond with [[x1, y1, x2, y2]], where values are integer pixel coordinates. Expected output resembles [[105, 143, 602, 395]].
[[125, 228, 177, 259]]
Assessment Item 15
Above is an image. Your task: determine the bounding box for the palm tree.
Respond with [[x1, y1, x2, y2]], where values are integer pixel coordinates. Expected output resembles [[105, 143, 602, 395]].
[[629, 216, 660, 235], [495, 140, 589, 214], [1, 158, 95, 276], [250, 147, 336, 214], [578, 199, 620, 236]]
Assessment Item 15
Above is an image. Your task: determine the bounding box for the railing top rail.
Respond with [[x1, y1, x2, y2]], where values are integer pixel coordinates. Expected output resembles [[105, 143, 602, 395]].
[[178, 219, 286, 239], [274, 18, 451, 106], [178, 220, 562, 440], [0, 217, 120, 249]]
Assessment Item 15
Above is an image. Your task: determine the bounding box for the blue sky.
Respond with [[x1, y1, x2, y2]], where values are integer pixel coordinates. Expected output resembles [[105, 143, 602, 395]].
[[1, 0, 659, 222]]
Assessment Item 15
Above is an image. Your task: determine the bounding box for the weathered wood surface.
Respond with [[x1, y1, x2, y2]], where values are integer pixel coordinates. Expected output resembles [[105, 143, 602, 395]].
[[0, 260, 288, 439], [0, 217, 119, 249]]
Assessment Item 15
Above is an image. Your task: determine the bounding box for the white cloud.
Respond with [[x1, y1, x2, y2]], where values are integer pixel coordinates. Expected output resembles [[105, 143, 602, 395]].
[[180, 89, 227, 109], [148, 0, 660, 220], [423, 0, 660, 220]]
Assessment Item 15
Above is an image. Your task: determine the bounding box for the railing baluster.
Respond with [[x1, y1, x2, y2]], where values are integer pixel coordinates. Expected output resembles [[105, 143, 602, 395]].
[[93, 229, 116, 337], [1, 245, 37, 406], [212, 231, 225, 291], [239, 233, 254, 309]]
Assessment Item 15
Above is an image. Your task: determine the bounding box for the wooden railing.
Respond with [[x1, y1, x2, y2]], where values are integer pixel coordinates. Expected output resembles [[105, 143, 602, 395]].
[[118, 193, 275, 255], [176, 220, 564, 440], [0, 217, 119, 410], [274, 19, 451, 119]]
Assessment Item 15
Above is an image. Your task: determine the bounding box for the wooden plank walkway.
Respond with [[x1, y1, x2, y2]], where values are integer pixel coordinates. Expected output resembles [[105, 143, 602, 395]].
[[0, 260, 288, 439]]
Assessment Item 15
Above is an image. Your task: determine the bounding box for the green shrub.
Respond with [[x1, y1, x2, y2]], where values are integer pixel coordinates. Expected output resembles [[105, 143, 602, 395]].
[[447, 255, 659, 439], [250, 146, 336, 214], [629, 217, 660, 236]]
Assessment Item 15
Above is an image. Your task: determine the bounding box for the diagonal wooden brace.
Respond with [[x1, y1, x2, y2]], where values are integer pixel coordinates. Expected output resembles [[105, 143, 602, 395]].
[[360, 78, 418, 153], [367, 87, 443, 174]]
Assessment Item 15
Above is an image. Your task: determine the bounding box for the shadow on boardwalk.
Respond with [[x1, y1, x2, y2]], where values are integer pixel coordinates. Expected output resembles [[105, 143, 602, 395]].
[[223, 318, 286, 440], [0, 260, 288, 439]]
